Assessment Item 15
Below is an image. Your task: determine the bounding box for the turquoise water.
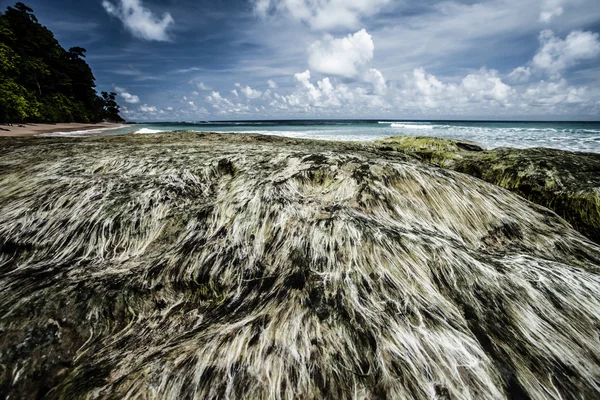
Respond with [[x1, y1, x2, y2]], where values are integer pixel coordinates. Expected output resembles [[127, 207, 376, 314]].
[[43, 120, 600, 153]]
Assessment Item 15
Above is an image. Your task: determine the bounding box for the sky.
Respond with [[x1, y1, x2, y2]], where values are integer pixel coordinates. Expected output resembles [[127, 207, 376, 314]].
[[2, 0, 600, 121]]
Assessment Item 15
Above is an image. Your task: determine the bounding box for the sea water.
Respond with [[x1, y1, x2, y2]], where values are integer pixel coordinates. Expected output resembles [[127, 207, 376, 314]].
[[43, 120, 600, 153]]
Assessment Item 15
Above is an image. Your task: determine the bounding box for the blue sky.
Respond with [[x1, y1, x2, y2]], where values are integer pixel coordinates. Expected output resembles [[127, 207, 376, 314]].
[[2, 0, 600, 121]]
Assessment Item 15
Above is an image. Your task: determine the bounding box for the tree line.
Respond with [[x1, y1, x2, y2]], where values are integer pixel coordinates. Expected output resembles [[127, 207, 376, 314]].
[[0, 2, 123, 123]]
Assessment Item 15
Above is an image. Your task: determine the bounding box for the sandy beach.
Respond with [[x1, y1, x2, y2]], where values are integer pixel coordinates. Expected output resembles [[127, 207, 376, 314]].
[[0, 122, 122, 137]]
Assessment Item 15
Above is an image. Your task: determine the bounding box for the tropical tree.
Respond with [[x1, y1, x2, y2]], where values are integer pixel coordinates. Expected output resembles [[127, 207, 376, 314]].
[[0, 2, 124, 123]]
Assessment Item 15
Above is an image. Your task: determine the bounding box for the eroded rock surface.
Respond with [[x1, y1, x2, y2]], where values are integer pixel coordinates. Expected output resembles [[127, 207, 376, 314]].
[[378, 136, 600, 244], [1, 132, 600, 399]]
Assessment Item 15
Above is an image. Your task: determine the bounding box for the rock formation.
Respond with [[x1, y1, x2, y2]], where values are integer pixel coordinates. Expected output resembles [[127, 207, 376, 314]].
[[1, 132, 599, 399], [377, 136, 600, 244]]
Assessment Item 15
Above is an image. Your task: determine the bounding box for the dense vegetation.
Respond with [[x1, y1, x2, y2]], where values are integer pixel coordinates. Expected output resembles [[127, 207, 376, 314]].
[[0, 2, 123, 123]]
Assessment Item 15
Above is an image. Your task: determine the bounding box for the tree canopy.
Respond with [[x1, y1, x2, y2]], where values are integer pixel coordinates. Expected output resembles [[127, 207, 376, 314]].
[[0, 2, 124, 123]]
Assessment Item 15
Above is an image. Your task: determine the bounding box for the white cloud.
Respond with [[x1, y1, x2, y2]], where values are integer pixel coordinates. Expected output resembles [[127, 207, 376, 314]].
[[539, 0, 564, 23], [407, 68, 457, 108], [532, 30, 600, 79], [206, 91, 251, 115], [174, 67, 202, 74], [292, 70, 322, 104], [195, 66, 593, 119], [523, 79, 589, 106], [166, 106, 173, 111], [307, 30, 388, 95], [253, 0, 389, 30], [277, 69, 389, 112], [363, 68, 387, 95], [396, 68, 515, 111], [102, 0, 174, 42], [114, 86, 140, 104], [231, 89, 239, 97], [196, 82, 211, 91], [388, 66, 600, 117], [235, 83, 263, 99], [139, 104, 157, 113], [462, 69, 514, 102], [206, 92, 225, 103], [539, 8, 563, 23], [370, 0, 600, 85], [508, 66, 532, 83], [308, 29, 374, 79], [267, 79, 278, 89]]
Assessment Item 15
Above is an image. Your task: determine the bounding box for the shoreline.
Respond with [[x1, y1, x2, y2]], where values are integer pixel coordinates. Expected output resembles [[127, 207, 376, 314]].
[[0, 122, 123, 137]]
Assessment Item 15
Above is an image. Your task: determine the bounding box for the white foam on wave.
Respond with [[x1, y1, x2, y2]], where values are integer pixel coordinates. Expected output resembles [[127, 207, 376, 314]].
[[41, 125, 126, 137], [390, 123, 434, 130], [135, 128, 166, 134], [229, 130, 387, 142], [525, 128, 558, 132], [42, 122, 600, 153]]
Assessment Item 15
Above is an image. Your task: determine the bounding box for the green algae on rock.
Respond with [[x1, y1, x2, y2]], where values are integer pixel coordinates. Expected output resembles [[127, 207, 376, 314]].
[[377, 136, 600, 244], [1, 132, 600, 399]]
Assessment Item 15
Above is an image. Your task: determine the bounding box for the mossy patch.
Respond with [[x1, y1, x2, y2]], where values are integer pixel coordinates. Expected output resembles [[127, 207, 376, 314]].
[[377, 136, 600, 244]]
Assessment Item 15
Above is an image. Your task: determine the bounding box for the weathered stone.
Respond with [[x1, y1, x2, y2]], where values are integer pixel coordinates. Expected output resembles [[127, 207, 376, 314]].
[[1, 132, 600, 399], [378, 136, 600, 244]]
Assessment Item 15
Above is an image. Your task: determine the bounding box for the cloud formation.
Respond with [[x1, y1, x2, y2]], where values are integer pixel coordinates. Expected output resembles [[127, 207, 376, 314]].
[[532, 30, 600, 78], [260, 70, 388, 114], [308, 29, 374, 78], [98, 0, 600, 120], [508, 67, 532, 84], [196, 82, 212, 91], [253, 0, 389, 30], [206, 91, 252, 114], [139, 104, 157, 113], [363, 68, 387, 95], [114, 86, 140, 104], [391, 67, 599, 117], [539, 0, 564, 23], [236, 83, 263, 99], [102, 0, 174, 41], [307, 30, 387, 96]]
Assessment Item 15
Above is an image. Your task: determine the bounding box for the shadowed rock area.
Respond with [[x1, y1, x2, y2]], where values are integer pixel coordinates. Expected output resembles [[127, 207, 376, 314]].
[[377, 136, 600, 244], [1, 132, 600, 399]]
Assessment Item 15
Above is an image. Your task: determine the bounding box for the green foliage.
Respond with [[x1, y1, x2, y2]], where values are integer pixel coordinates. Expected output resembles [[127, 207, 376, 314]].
[[0, 78, 40, 121], [0, 3, 124, 123], [101, 91, 123, 122]]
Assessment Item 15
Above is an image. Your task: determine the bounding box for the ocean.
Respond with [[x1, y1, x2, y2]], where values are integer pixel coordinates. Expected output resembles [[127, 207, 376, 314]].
[[43, 120, 600, 153]]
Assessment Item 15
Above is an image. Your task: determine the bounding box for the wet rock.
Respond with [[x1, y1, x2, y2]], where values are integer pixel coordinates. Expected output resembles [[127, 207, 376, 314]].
[[0, 132, 600, 399], [378, 136, 600, 244]]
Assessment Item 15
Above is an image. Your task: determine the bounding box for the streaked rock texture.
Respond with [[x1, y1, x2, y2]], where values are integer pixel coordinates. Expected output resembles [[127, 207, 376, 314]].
[[1, 132, 600, 399], [377, 136, 600, 244]]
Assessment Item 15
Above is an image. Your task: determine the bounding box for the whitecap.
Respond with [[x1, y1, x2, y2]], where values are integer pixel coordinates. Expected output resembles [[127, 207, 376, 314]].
[[41, 125, 126, 137], [135, 128, 166, 134], [391, 123, 434, 130]]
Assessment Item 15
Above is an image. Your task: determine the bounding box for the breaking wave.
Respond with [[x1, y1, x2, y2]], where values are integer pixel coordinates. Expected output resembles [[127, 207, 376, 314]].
[[40, 121, 600, 153], [390, 123, 435, 130], [135, 128, 167, 134]]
